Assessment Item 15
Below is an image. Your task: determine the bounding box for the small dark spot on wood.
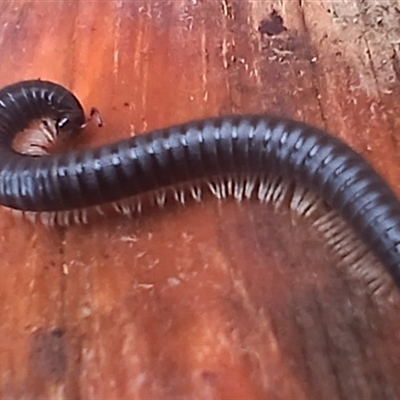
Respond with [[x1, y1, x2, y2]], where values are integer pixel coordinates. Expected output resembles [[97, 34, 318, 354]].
[[123, 102, 130, 107], [392, 53, 400, 83], [259, 10, 287, 37], [29, 327, 67, 381], [326, 7, 339, 18], [201, 370, 218, 386]]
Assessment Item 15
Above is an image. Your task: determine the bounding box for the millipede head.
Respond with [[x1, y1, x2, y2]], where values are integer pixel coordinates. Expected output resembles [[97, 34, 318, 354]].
[[56, 110, 86, 135]]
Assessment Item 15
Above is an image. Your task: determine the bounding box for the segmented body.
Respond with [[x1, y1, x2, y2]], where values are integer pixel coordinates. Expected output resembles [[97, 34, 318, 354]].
[[0, 80, 399, 286]]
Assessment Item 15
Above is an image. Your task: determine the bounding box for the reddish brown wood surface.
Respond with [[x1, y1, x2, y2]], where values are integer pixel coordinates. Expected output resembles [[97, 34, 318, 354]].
[[1, 1, 400, 399]]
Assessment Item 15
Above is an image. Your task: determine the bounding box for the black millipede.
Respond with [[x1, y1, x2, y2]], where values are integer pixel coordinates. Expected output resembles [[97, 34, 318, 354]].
[[0, 79, 400, 288]]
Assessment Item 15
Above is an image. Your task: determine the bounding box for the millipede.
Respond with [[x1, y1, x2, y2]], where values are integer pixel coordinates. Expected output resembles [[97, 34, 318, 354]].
[[0, 79, 399, 289]]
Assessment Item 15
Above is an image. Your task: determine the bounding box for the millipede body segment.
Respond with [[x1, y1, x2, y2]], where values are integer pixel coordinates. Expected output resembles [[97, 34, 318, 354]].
[[0, 79, 400, 287]]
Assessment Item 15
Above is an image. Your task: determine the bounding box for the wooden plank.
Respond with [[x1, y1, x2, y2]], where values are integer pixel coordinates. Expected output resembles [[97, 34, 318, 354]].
[[0, 0, 400, 398]]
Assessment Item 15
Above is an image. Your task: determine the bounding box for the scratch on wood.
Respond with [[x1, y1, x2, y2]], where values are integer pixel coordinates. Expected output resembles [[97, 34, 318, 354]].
[[113, 3, 122, 79], [201, 27, 209, 102]]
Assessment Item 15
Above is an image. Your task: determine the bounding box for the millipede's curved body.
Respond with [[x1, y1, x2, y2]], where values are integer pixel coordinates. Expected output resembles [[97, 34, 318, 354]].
[[0, 79, 400, 286]]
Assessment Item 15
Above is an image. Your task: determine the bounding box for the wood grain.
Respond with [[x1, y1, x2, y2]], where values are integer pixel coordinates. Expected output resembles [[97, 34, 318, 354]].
[[0, 1, 400, 398]]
